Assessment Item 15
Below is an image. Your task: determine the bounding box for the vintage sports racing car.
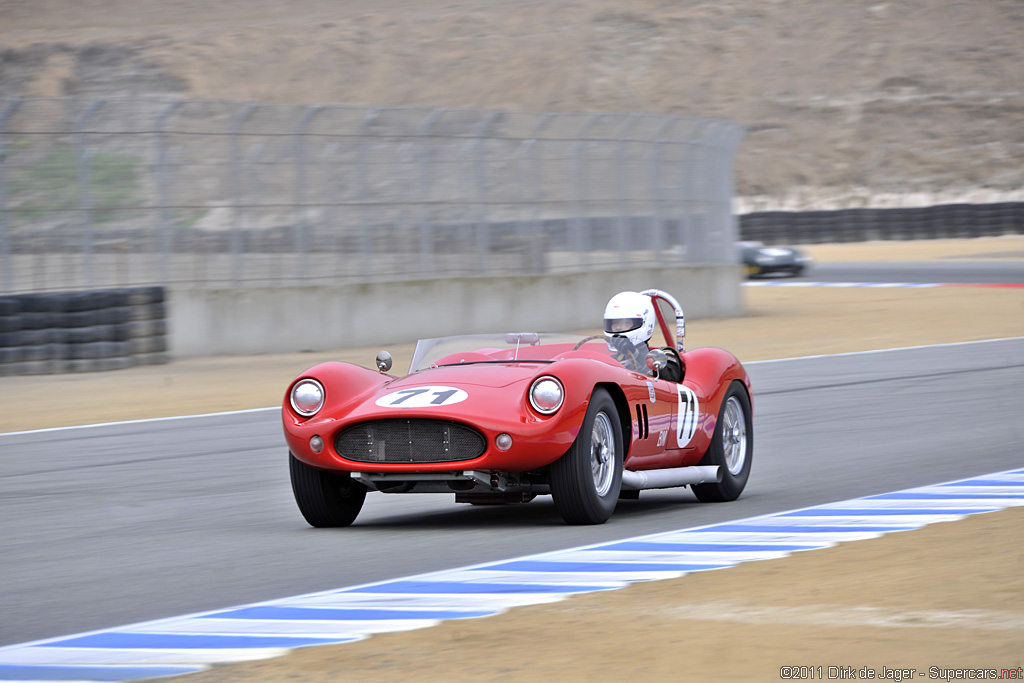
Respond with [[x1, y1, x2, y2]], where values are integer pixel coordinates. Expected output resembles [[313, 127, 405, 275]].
[[284, 289, 753, 525]]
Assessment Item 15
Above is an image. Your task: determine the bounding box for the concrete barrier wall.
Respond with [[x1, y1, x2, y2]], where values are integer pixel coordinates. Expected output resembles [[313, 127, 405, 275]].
[[169, 265, 744, 357]]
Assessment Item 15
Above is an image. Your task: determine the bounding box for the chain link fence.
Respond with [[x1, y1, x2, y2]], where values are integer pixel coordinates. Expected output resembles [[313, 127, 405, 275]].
[[0, 97, 744, 294]]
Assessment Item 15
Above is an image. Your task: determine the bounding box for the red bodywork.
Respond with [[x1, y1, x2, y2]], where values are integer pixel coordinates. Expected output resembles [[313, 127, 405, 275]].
[[284, 336, 751, 478]]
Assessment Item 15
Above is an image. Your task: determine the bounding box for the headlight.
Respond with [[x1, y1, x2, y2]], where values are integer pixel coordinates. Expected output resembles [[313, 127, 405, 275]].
[[290, 379, 325, 417], [529, 376, 564, 415]]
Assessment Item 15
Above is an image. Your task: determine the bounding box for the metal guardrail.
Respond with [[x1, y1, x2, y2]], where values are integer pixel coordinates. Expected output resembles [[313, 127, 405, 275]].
[[0, 97, 744, 294]]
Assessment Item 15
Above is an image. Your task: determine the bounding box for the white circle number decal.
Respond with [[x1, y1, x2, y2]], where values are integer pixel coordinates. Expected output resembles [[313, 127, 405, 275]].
[[676, 386, 700, 447], [375, 386, 469, 409]]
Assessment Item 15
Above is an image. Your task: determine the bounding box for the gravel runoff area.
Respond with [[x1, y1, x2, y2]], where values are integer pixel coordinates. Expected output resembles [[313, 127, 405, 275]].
[[2, 236, 1022, 681]]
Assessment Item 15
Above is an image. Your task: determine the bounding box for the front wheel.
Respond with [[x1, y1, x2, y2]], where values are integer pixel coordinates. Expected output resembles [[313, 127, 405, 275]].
[[692, 381, 753, 502], [289, 452, 367, 527], [550, 388, 623, 524]]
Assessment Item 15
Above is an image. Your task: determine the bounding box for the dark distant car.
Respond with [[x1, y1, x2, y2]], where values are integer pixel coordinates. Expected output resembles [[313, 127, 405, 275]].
[[737, 241, 812, 278]]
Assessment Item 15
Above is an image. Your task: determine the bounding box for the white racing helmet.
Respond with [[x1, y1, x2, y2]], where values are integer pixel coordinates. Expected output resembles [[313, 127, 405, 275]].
[[603, 291, 656, 347]]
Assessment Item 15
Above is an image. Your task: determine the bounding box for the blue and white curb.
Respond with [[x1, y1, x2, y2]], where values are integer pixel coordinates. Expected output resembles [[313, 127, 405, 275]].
[[2, 467, 1022, 682]]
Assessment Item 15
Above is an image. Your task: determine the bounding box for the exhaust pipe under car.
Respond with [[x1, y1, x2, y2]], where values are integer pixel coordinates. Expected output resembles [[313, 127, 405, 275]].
[[620, 465, 721, 491]]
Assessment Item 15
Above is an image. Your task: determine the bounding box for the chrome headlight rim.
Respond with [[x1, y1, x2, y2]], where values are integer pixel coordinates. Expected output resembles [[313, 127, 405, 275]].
[[529, 376, 564, 415], [290, 378, 325, 417]]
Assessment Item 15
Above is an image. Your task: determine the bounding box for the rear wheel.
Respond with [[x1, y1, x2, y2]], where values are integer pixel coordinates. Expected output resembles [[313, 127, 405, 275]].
[[692, 381, 752, 502], [550, 388, 623, 524], [289, 452, 367, 527]]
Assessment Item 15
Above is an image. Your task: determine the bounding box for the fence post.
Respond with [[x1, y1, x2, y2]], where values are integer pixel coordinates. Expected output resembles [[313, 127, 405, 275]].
[[76, 99, 106, 289], [156, 100, 183, 288], [571, 114, 606, 268], [514, 113, 554, 275], [0, 98, 22, 294], [649, 116, 679, 266], [415, 108, 445, 276], [229, 103, 257, 287], [292, 105, 322, 283], [720, 124, 746, 261], [681, 118, 719, 264], [466, 110, 500, 275], [356, 108, 380, 280], [613, 113, 642, 263]]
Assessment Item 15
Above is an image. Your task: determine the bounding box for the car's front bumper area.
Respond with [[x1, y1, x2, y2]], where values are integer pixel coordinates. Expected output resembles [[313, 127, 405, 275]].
[[284, 409, 582, 476]]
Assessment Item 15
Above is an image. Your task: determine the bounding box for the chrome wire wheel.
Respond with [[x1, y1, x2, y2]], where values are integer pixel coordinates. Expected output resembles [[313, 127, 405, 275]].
[[590, 412, 616, 497], [721, 395, 747, 476], [550, 388, 623, 524], [693, 382, 752, 504]]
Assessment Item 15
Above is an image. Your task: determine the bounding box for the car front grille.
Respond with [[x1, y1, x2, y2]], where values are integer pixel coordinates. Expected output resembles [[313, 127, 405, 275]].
[[335, 418, 487, 464]]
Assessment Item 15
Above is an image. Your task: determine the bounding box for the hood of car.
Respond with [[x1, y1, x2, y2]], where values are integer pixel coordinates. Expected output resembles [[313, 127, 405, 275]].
[[343, 362, 554, 420], [389, 362, 550, 390]]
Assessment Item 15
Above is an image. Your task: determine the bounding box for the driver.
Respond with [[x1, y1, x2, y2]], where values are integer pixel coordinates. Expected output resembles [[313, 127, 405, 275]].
[[603, 291, 683, 382]]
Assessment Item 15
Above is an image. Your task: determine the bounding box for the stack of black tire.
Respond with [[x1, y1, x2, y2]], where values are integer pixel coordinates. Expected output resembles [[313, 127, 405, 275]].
[[739, 201, 1024, 244], [0, 287, 169, 376]]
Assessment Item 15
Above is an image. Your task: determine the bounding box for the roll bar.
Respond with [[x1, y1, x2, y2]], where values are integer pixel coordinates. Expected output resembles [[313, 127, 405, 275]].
[[639, 289, 685, 353]]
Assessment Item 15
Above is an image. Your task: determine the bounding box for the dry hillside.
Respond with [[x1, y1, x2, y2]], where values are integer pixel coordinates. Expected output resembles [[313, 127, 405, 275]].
[[1, 0, 1023, 209]]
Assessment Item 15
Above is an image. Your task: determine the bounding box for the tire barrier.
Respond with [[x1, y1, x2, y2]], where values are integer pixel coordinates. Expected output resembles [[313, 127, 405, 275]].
[[0, 287, 168, 376], [739, 201, 1024, 244]]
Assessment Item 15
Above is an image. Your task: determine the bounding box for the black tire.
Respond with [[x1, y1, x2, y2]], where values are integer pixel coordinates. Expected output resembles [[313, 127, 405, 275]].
[[550, 388, 624, 524], [289, 452, 367, 527], [135, 351, 170, 366], [692, 381, 753, 502], [69, 341, 128, 360], [20, 312, 59, 330], [17, 293, 62, 313], [130, 335, 167, 354], [125, 286, 165, 306], [0, 346, 25, 364], [124, 319, 166, 338], [0, 298, 20, 316], [66, 325, 117, 344], [128, 302, 166, 322]]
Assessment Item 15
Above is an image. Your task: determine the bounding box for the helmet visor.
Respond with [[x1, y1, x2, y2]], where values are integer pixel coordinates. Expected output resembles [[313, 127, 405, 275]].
[[605, 317, 643, 335]]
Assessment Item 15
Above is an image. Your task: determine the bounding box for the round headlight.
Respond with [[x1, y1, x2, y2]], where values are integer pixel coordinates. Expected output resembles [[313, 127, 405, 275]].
[[529, 376, 564, 415], [290, 379, 325, 417]]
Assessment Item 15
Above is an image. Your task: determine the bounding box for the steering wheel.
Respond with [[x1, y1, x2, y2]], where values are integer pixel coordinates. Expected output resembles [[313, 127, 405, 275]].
[[571, 335, 607, 351]]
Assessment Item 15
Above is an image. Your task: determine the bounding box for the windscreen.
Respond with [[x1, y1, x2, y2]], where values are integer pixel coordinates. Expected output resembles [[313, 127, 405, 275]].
[[409, 333, 613, 373]]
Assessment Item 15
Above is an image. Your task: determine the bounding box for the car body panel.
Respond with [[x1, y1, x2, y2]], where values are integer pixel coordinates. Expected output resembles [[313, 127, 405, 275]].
[[284, 336, 749, 477]]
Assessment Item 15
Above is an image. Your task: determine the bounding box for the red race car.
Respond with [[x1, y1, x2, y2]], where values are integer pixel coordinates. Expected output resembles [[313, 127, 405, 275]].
[[283, 289, 753, 525]]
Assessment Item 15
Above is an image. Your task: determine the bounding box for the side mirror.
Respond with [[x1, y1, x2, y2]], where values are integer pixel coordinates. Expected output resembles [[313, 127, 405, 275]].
[[505, 332, 540, 346], [646, 349, 668, 374], [375, 350, 393, 373]]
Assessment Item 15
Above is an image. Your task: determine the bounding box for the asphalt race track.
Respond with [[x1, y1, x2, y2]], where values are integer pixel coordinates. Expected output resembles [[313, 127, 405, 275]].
[[1, 337, 1021, 648], [787, 260, 1024, 284]]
